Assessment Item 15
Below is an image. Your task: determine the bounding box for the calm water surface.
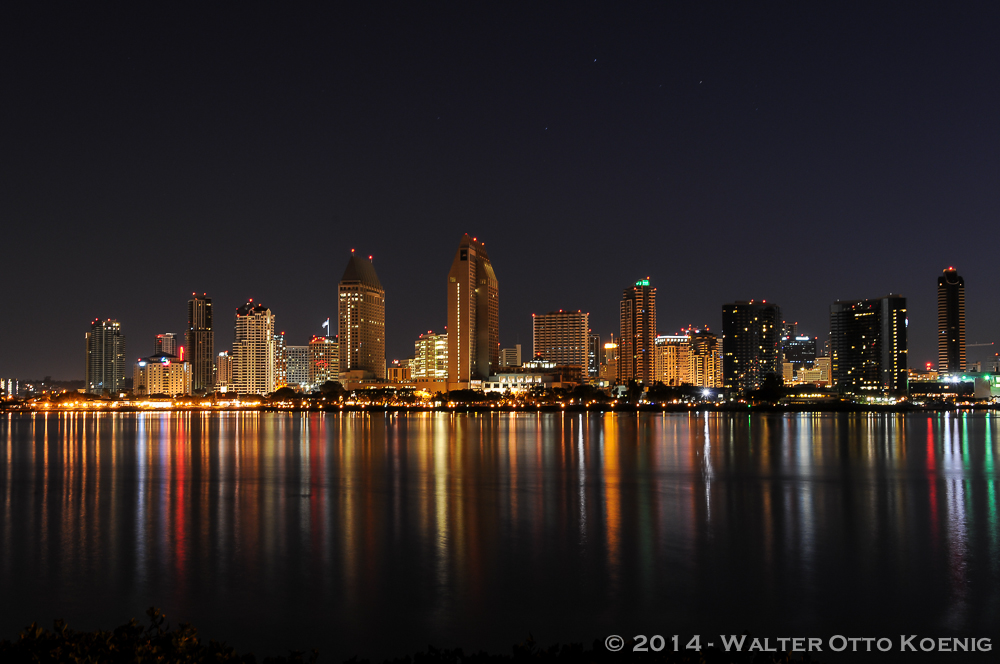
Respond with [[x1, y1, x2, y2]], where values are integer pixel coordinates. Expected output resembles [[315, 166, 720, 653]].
[[2, 411, 999, 660]]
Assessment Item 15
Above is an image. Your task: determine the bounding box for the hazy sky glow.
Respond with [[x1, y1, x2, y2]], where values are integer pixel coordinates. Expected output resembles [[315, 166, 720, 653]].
[[3, 4, 998, 378]]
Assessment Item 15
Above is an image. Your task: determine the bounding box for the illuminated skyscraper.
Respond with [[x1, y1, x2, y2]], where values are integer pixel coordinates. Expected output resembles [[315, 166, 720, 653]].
[[533, 310, 589, 377], [232, 300, 275, 395], [309, 335, 339, 387], [619, 278, 657, 384], [688, 329, 722, 388], [722, 301, 781, 395], [273, 332, 287, 387], [186, 294, 214, 393], [85, 318, 126, 394], [338, 253, 385, 379], [413, 331, 449, 381], [215, 351, 233, 392], [499, 345, 521, 368], [154, 333, 179, 356], [601, 336, 618, 382], [447, 234, 498, 385], [588, 333, 600, 378], [937, 267, 966, 373], [285, 346, 310, 388], [653, 329, 722, 388], [830, 295, 907, 396], [654, 334, 690, 386], [133, 354, 192, 396]]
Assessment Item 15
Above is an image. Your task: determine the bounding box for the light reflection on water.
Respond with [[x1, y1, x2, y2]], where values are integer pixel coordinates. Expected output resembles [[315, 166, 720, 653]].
[[1, 411, 999, 660]]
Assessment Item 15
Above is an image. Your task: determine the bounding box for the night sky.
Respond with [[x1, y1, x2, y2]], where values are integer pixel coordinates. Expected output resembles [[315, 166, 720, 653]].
[[3, 4, 998, 380]]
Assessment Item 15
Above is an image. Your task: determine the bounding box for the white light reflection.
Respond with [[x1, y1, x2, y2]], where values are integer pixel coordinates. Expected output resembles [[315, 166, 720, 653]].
[[578, 414, 586, 543]]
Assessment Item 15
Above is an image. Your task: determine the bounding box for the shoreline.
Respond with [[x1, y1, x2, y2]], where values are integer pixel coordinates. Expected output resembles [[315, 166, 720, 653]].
[[2, 403, 996, 414]]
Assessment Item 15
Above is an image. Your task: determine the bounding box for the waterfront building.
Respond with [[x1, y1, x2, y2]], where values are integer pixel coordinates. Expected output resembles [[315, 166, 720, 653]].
[[85, 318, 126, 394], [909, 365, 939, 383], [154, 333, 179, 356], [483, 372, 564, 395], [274, 332, 287, 388], [722, 301, 781, 396], [533, 310, 589, 376], [937, 267, 966, 373], [830, 295, 908, 396], [781, 334, 817, 382], [447, 234, 499, 386], [186, 294, 214, 393], [1, 379, 20, 399], [601, 338, 618, 383], [232, 300, 276, 395], [790, 356, 831, 386], [499, 345, 521, 368], [285, 346, 310, 389], [215, 351, 233, 392], [654, 334, 691, 386], [387, 360, 412, 383], [309, 335, 339, 388], [413, 331, 448, 381], [588, 334, 600, 378], [338, 253, 386, 379], [652, 330, 722, 388], [619, 279, 657, 384], [688, 329, 722, 388], [133, 354, 192, 396], [782, 335, 816, 367]]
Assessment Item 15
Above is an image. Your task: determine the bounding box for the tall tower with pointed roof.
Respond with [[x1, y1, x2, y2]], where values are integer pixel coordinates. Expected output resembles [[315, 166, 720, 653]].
[[447, 234, 499, 385], [338, 252, 386, 379]]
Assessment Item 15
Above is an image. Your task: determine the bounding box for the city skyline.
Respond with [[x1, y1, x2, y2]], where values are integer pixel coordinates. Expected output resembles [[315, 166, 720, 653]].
[[4, 5, 1000, 379], [31, 258, 994, 387]]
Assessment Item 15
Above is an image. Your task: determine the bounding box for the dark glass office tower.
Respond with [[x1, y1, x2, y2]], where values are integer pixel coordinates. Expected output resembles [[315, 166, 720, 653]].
[[722, 301, 781, 396], [186, 294, 214, 393], [830, 295, 907, 396], [937, 268, 966, 374]]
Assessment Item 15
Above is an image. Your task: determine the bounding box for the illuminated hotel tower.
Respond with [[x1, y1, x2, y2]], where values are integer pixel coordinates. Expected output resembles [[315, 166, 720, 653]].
[[447, 234, 499, 385], [619, 278, 657, 384], [338, 252, 386, 379], [186, 293, 214, 393], [937, 267, 966, 373], [232, 300, 275, 395]]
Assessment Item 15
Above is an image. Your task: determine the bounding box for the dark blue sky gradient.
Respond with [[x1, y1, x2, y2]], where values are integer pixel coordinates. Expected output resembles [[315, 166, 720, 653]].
[[2, 4, 998, 378]]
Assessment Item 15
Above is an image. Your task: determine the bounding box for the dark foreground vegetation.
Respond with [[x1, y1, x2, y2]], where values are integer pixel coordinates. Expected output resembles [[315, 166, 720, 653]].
[[0, 608, 825, 664]]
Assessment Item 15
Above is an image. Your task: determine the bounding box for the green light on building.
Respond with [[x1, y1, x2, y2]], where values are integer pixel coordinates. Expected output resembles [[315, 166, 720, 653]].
[[635, 279, 650, 287]]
